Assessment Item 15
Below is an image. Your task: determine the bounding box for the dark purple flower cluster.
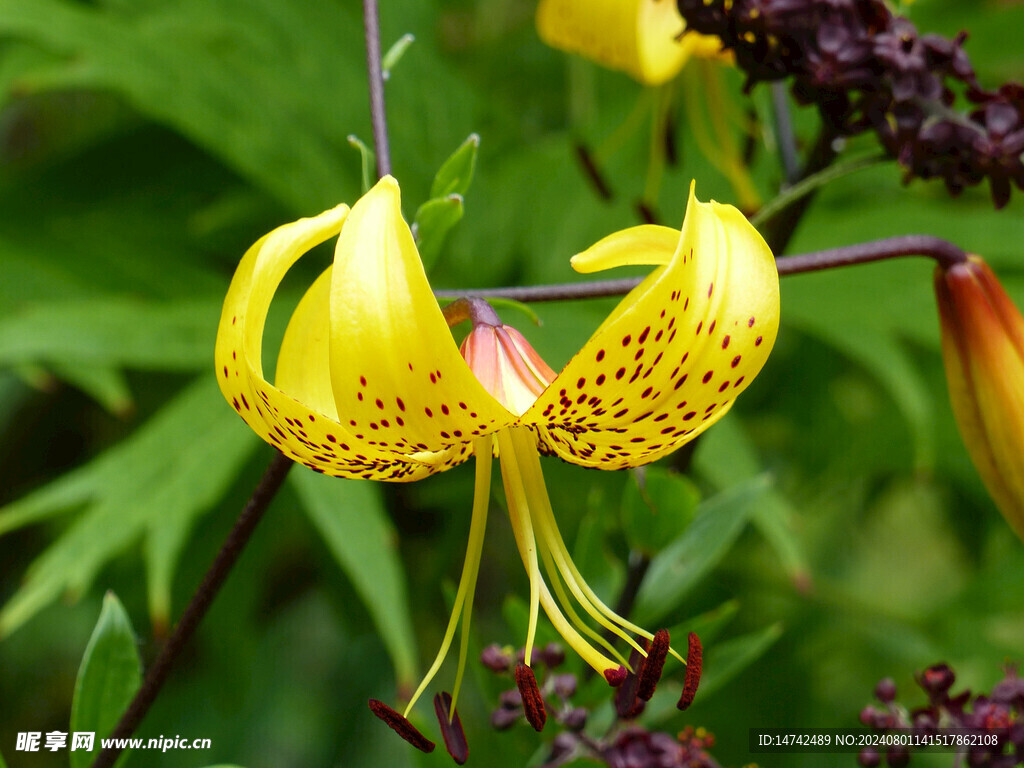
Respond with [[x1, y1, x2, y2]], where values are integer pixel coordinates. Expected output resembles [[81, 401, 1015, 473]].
[[596, 726, 722, 768], [858, 663, 1024, 767], [483, 639, 724, 768], [482, 642, 588, 733], [674, 0, 1024, 208]]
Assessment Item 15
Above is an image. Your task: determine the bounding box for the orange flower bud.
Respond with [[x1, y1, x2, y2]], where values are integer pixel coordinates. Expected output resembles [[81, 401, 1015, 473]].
[[935, 255, 1024, 540]]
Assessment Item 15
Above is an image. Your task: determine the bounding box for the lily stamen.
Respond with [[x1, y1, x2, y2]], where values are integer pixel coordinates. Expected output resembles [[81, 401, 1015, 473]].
[[367, 698, 436, 753], [514, 662, 548, 732], [403, 436, 493, 718], [615, 640, 650, 719], [636, 628, 671, 701], [496, 428, 545, 668], [433, 692, 469, 765], [678, 631, 704, 711], [511, 427, 666, 660]]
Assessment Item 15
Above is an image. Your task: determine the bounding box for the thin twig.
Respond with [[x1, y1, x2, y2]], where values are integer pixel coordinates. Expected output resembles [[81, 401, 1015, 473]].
[[90, 452, 294, 768], [435, 278, 644, 303], [770, 82, 800, 186], [433, 235, 968, 303], [363, 0, 392, 178], [775, 235, 967, 273], [612, 551, 652, 632]]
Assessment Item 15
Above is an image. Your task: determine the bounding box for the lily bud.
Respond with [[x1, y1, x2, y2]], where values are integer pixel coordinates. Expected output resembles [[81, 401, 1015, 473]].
[[935, 255, 1024, 540], [460, 323, 557, 417]]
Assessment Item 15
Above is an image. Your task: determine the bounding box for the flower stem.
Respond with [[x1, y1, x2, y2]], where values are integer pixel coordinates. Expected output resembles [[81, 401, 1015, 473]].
[[441, 296, 503, 328], [362, 0, 392, 178], [777, 235, 968, 273], [750, 151, 888, 230], [89, 451, 293, 768], [770, 82, 800, 185], [434, 235, 969, 303]]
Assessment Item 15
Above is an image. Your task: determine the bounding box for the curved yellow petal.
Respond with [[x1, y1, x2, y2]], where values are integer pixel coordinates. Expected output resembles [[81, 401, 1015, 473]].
[[215, 205, 470, 481], [276, 266, 337, 420], [636, 0, 699, 84], [328, 176, 516, 456], [526, 184, 779, 469], [537, 0, 718, 85], [570, 224, 679, 273]]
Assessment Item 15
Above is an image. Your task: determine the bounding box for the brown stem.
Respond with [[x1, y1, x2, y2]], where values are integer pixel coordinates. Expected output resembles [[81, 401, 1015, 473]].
[[433, 235, 969, 303], [612, 550, 652, 628], [90, 452, 294, 768], [363, 0, 391, 178], [441, 296, 503, 328]]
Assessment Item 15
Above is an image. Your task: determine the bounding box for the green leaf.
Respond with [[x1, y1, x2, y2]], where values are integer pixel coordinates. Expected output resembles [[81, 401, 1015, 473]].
[[620, 467, 700, 557], [572, 502, 624, 602], [430, 133, 480, 199], [0, 744, 7, 768], [667, 599, 740, 647], [695, 416, 810, 587], [347, 135, 376, 196], [291, 469, 417, 689], [46, 361, 133, 416], [790, 313, 935, 468], [633, 477, 768, 625], [142, 401, 259, 630], [0, 0, 362, 211], [698, 622, 784, 699], [0, 0, 490, 212], [381, 33, 415, 80], [0, 297, 221, 371], [412, 194, 464, 272], [0, 376, 259, 635], [70, 592, 142, 768]]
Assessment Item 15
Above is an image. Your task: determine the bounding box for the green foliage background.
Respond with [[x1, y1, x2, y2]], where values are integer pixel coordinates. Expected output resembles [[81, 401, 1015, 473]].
[[0, 0, 1022, 766]]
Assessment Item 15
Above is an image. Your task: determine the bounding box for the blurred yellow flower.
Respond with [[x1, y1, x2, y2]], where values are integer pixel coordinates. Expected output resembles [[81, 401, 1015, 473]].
[[536, 0, 724, 85], [935, 255, 1024, 541]]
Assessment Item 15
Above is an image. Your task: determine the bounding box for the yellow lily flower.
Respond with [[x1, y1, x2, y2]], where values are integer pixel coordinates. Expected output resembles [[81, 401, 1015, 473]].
[[215, 176, 778, 749], [935, 256, 1024, 541], [536, 0, 724, 85]]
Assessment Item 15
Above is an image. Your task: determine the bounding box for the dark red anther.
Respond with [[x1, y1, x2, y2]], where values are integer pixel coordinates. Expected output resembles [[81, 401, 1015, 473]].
[[615, 640, 648, 719], [636, 629, 670, 702], [514, 663, 547, 732], [368, 699, 436, 753], [603, 665, 628, 687], [677, 632, 703, 711], [433, 692, 468, 765]]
